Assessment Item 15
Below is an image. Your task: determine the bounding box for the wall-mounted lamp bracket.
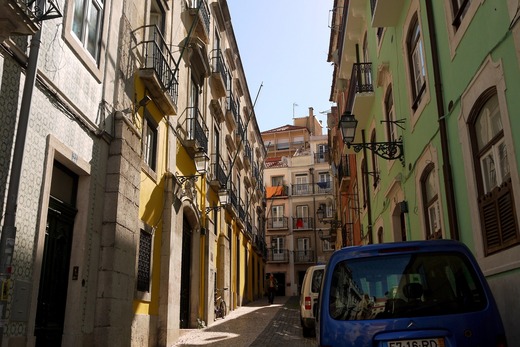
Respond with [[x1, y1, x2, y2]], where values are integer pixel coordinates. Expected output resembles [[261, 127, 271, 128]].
[[176, 174, 203, 185], [380, 118, 406, 130], [205, 206, 223, 214], [347, 138, 404, 164]]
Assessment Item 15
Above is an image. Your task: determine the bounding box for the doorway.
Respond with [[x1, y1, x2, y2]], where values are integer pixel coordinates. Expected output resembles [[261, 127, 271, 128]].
[[180, 218, 192, 328], [34, 162, 78, 346]]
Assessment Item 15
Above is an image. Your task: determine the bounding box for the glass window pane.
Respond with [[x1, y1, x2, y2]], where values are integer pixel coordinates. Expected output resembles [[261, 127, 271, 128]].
[[424, 170, 435, 201], [87, 3, 100, 58], [480, 150, 496, 193], [498, 140, 510, 181], [475, 94, 501, 150], [329, 253, 486, 321], [72, 0, 86, 38]]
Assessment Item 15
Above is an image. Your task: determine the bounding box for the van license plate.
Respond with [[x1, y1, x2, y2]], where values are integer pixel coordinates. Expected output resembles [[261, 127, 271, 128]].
[[387, 338, 445, 347]]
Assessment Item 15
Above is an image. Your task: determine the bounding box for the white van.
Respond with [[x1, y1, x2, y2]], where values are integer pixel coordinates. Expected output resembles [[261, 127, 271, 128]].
[[299, 264, 325, 337]]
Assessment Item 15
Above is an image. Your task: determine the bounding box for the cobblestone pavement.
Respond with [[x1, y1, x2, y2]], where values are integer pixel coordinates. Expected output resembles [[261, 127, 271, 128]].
[[173, 296, 316, 346]]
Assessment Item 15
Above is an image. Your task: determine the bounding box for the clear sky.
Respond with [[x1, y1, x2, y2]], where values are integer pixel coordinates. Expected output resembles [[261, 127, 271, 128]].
[[226, 0, 335, 132]]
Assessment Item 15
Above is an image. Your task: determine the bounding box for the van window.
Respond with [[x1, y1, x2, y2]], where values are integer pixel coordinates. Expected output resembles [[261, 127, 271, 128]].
[[311, 269, 324, 293], [329, 252, 487, 320]]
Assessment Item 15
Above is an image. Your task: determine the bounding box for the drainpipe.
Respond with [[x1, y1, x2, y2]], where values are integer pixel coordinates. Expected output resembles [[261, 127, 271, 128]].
[[361, 131, 374, 244], [425, 0, 459, 240], [0, 29, 42, 343]]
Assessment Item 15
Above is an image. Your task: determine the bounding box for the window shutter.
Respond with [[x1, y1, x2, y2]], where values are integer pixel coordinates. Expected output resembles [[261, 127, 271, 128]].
[[479, 178, 519, 255]]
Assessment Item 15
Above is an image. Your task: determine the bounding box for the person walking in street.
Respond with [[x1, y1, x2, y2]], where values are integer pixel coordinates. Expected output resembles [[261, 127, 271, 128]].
[[268, 273, 278, 304]]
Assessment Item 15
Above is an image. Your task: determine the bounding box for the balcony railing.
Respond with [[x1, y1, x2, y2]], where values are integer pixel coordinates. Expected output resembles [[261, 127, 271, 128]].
[[0, 0, 41, 36], [266, 185, 289, 198], [293, 217, 313, 230], [226, 90, 239, 129], [314, 152, 330, 163], [346, 62, 374, 113], [292, 183, 311, 196], [186, 0, 210, 42], [316, 181, 333, 194], [239, 197, 246, 221], [209, 153, 227, 188], [243, 141, 252, 167], [246, 214, 253, 237], [267, 249, 289, 263], [256, 179, 265, 198], [210, 49, 228, 98], [236, 115, 244, 143], [178, 107, 208, 152], [137, 25, 178, 114], [338, 156, 351, 192], [267, 217, 289, 230], [294, 250, 315, 264], [228, 180, 238, 212]]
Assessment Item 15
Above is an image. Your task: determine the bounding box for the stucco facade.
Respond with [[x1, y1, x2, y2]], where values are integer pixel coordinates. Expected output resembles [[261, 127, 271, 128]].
[[328, 0, 520, 344], [262, 110, 335, 296], [0, 0, 266, 346]]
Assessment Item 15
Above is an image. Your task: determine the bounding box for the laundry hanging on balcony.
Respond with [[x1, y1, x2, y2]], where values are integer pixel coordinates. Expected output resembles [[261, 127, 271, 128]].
[[266, 186, 284, 198], [296, 218, 304, 229], [317, 181, 329, 189]]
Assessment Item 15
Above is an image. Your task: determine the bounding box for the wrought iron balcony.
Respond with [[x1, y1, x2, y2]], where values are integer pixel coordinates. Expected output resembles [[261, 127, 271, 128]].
[[292, 183, 311, 196], [137, 25, 178, 115], [243, 140, 252, 169], [0, 0, 40, 37], [209, 153, 227, 189], [293, 217, 314, 230], [229, 180, 238, 211], [316, 181, 333, 194], [266, 185, 289, 198], [246, 214, 253, 238], [294, 250, 315, 264], [238, 197, 246, 221], [253, 234, 266, 253], [210, 49, 229, 98], [225, 90, 239, 130], [256, 179, 265, 199], [267, 217, 289, 230], [267, 249, 289, 263], [314, 151, 330, 164], [177, 107, 208, 153], [185, 0, 210, 44], [345, 62, 374, 128], [338, 156, 351, 192], [235, 115, 244, 144]]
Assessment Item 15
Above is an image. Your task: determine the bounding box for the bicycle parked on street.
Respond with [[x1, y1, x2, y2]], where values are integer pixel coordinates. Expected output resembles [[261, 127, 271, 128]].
[[214, 287, 228, 319]]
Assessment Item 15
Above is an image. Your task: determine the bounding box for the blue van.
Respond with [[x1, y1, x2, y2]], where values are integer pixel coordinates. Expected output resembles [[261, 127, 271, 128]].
[[316, 240, 507, 347]]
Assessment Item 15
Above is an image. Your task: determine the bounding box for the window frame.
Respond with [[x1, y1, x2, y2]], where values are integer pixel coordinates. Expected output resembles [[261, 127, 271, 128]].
[[137, 225, 154, 295], [421, 163, 442, 239], [406, 14, 427, 111], [451, 0, 471, 29], [469, 89, 519, 255], [63, 0, 109, 80], [72, 0, 104, 62], [384, 86, 397, 142], [143, 115, 158, 172], [323, 239, 333, 252], [443, 0, 481, 58]]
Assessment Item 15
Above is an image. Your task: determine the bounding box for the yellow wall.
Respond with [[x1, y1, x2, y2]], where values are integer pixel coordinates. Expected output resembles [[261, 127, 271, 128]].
[[133, 80, 169, 316]]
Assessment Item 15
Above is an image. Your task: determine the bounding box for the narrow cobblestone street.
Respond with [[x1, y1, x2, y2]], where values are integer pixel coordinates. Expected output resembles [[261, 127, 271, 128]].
[[173, 296, 316, 346]]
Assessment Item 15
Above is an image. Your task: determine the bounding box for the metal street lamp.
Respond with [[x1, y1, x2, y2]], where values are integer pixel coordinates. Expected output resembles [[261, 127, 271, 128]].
[[339, 111, 404, 162]]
